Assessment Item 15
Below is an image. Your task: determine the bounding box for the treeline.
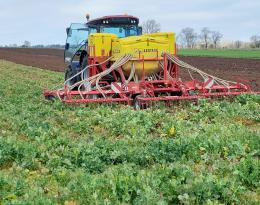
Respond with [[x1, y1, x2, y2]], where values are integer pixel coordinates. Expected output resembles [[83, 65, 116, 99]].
[[177, 27, 260, 49], [1, 26, 260, 50], [0, 41, 64, 49]]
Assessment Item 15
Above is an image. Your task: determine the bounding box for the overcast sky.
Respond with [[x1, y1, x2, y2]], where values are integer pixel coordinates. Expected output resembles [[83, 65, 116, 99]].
[[0, 0, 259, 45]]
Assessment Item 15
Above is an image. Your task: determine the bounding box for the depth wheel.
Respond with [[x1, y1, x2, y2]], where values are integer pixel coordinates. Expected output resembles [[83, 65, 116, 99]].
[[134, 95, 149, 110], [134, 96, 141, 110], [45, 95, 56, 102]]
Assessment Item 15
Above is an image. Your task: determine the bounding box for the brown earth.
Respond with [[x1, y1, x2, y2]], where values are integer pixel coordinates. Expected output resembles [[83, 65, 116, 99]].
[[0, 48, 259, 91], [180, 56, 260, 91], [0, 48, 66, 72]]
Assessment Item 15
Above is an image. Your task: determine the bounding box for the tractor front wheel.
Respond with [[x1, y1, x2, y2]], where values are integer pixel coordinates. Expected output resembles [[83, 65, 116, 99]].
[[81, 56, 89, 79], [64, 66, 80, 87]]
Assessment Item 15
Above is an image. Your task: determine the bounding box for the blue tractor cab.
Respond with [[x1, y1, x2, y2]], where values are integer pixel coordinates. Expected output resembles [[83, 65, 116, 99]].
[[64, 15, 142, 86]]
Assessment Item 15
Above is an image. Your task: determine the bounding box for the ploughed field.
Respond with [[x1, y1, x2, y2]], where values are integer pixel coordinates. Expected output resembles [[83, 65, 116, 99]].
[[0, 48, 259, 91], [0, 48, 66, 72], [0, 60, 260, 204]]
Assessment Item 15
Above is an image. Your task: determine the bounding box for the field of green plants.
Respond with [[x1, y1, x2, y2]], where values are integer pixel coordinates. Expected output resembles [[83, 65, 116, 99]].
[[0, 60, 259, 204], [178, 49, 260, 59]]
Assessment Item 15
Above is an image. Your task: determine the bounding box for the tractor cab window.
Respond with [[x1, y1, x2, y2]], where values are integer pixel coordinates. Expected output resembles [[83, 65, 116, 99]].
[[64, 23, 89, 63], [100, 26, 139, 38], [66, 23, 89, 48], [89, 26, 98, 34], [126, 26, 140, 36]]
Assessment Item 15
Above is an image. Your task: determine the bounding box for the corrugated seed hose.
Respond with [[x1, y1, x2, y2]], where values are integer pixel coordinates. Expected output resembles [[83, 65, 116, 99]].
[[55, 52, 246, 101], [165, 53, 247, 89]]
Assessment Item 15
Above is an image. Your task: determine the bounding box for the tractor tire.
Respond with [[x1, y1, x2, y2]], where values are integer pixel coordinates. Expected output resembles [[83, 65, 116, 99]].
[[64, 66, 80, 87], [81, 55, 89, 80], [64, 53, 88, 90], [79, 56, 90, 90]]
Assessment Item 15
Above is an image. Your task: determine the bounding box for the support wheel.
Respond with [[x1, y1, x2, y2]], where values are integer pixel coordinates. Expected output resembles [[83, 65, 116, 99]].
[[134, 95, 149, 110], [45, 95, 56, 102], [134, 96, 141, 110]]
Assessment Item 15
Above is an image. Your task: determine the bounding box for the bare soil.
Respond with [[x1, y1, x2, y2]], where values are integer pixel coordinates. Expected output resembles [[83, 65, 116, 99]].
[[0, 48, 259, 91], [0, 48, 66, 72], [180, 56, 260, 91]]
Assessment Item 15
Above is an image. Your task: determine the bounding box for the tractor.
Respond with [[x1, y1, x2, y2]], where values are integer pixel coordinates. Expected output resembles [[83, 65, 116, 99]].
[[63, 15, 142, 86], [44, 15, 254, 108]]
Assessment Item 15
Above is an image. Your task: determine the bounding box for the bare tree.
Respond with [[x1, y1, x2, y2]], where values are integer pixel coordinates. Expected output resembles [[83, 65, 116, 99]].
[[179, 27, 197, 48], [211, 31, 223, 48], [142, 19, 160, 34], [200, 27, 211, 49], [234, 40, 242, 49], [250, 35, 260, 48], [23, 41, 31, 48]]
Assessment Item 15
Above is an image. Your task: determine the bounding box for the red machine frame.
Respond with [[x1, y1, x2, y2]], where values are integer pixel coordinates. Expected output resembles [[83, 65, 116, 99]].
[[44, 44, 254, 107]]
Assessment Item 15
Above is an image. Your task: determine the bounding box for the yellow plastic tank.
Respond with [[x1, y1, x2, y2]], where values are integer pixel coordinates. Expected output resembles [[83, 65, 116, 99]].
[[88, 32, 176, 77], [88, 33, 117, 57], [112, 32, 176, 77]]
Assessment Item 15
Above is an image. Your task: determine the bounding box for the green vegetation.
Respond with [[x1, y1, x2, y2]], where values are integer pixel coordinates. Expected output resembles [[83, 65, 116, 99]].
[[178, 49, 260, 59], [0, 60, 260, 204]]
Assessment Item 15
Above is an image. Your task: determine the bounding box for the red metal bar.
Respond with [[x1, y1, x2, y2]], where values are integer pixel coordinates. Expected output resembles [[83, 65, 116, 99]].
[[138, 91, 256, 102], [111, 70, 118, 81], [118, 67, 126, 84], [44, 43, 258, 106], [44, 79, 250, 98], [64, 98, 132, 104], [174, 43, 179, 78], [142, 55, 145, 82], [163, 53, 167, 80]]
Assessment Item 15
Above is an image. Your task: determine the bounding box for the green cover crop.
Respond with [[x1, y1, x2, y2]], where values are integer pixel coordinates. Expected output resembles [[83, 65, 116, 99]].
[[0, 60, 259, 204], [178, 49, 260, 59]]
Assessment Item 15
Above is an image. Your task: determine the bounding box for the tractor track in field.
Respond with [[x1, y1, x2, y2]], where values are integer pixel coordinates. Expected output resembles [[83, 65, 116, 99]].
[[0, 48, 259, 91]]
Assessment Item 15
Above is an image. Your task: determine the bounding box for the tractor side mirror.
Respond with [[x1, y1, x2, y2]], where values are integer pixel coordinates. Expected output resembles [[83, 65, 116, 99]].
[[138, 26, 142, 35], [65, 43, 70, 50]]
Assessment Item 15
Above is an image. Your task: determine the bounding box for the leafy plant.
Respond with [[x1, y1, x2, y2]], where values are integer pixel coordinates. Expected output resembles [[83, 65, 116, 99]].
[[0, 61, 259, 204]]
